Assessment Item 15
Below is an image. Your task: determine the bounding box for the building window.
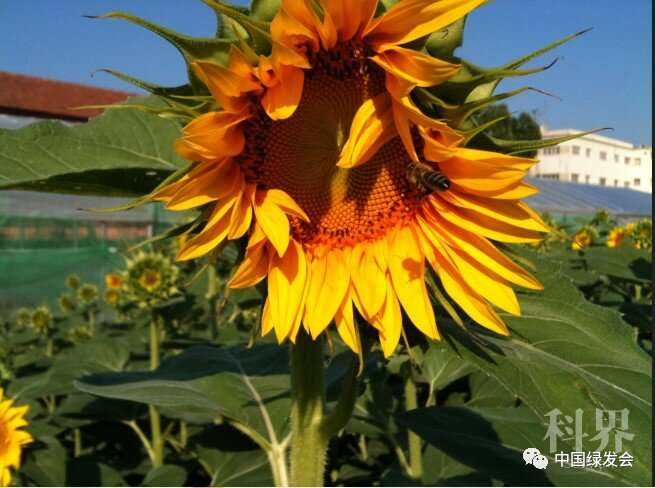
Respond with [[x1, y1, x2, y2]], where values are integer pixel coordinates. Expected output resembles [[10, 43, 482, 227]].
[[600, 151, 607, 160], [543, 147, 561, 155], [586, 148, 592, 157], [540, 174, 560, 181], [635, 158, 641, 165], [625, 157, 631, 164], [634, 178, 641, 187], [585, 175, 590, 184], [614, 154, 619, 163], [571, 173, 579, 183], [624, 181, 630, 188], [599, 177, 606, 186], [614, 179, 619, 187], [572, 145, 580, 155]]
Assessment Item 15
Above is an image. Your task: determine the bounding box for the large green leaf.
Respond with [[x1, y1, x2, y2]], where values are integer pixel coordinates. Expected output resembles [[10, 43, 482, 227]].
[[583, 247, 651, 284], [75, 344, 291, 446], [198, 447, 274, 487], [400, 406, 628, 486], [9, 337, 130, 400], [0, 98, 185, 196], [431, 249, 652, 486]]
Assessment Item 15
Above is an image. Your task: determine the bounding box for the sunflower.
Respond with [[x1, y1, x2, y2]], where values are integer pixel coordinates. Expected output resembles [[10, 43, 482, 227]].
[[138, 269, 163, 293], [606, 227, 625, 248], [105, 273, 123, 289], [0, 388, 33, 487], [152, 0, 548, 356], [572, 228, 593, 251]]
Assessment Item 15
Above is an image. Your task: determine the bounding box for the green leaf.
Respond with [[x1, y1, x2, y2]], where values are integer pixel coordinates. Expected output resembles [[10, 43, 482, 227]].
[[10, 337, 130, 400], [583, 247, 651, 284], [436, 248, 652, 486], [75, 344, 291, 447], [400, 406, 629, 486], [466, 372, 515, 408], [89, 12, 233, 79], [199, 447, 274, 486], [470, 128, 609, 155], [0, 98, 185, 196], [433, 29, 590, 105], [425, 17, 467, 62], [251, 0, 281, 21], [419, 343, 475, 396], [142, 465, 188, 487]]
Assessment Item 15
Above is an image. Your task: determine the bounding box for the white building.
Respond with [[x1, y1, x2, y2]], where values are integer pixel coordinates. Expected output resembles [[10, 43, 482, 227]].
[[530, 128, 652, 193]]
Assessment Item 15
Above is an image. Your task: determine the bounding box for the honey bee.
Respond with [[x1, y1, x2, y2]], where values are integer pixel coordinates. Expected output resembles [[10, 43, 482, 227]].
[[406, 161, 451, 198]]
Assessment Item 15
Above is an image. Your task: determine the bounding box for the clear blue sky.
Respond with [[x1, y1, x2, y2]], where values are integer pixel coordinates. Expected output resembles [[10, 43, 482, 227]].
[[1, 0, 651, 145]]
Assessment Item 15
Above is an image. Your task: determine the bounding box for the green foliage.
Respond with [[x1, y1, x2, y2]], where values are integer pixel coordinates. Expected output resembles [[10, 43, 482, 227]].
[[0, 98, 185, 196], [474, 104, 541, 157]]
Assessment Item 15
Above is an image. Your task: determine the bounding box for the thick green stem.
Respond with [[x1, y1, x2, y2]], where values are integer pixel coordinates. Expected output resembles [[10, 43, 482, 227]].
[[149, 317, 164, 468], [404, 377, 422, 480], [207, 264, 219, 341], [88, 309, 96, 336], [74, 428, 82, 458], [290, 330, 327, 487], [45, 337, 54, 358]]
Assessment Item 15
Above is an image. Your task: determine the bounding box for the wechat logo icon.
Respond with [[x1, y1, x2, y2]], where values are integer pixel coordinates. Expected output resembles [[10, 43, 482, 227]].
[[523, 448, 548, 469]]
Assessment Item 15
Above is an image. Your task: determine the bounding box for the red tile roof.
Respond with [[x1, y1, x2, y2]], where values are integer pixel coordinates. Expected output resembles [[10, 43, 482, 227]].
[[0, 71, 136, 120]]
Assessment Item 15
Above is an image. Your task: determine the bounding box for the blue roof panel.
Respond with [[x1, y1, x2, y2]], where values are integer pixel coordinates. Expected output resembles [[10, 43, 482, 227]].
[[525, 178, 652, 216]]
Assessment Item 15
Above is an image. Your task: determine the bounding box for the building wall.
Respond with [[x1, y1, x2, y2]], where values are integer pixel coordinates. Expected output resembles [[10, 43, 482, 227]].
[[530, 129, 652, 193]]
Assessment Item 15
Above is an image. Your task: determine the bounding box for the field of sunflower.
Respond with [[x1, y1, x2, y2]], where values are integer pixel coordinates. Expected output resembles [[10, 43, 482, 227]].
[[0, 1, 652, 487]]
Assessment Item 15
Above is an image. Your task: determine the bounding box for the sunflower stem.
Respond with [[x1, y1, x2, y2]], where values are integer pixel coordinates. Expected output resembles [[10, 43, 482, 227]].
[[149, 315, 164, 468], [290, 329, 327, 487], [404, 376, 422, 480], [207, 262, 219, 341]]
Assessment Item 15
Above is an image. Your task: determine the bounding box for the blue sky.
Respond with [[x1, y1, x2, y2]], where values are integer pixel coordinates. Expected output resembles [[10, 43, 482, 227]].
[[1, 0, 651, 145]]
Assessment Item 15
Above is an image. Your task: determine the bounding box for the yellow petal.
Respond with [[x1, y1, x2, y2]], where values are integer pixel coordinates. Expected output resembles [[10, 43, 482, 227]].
[[337, 93, 395, 169], [365, 0, 487, 50], [490, 182, 540, 200], [423, 234, 509, 335], [335, 290, 362, 354], [387, 225, 439, 339], [304, 250, 350, 338], [192, 61, 260, 112], [371, 46, 460, 97], [266, 188, 310, 222], [268, 240, 309, 342], [177, 194, 239, 261], [228, 184, 256, 239], [228, 243, 269, 289], [441, 243, 520, 315], [418, 211, 541, 289], [175, 111, 248, 162], [352, 245, 387, 320], [262, 64, 305, 120], [271, 4, 320, 53], [439, 157, 527, 193], [271, 41, 312, 70], [438, 191, 550, 232], [392, 97, 462, 161], [453, 147, 537, 171], [262, 298, 275, 336], [425, 199, 544, 244], [167, 160, 242, 211], [375, 273, 403, 358], [322, 0, 378, 41], [253, 190, 292, 256]]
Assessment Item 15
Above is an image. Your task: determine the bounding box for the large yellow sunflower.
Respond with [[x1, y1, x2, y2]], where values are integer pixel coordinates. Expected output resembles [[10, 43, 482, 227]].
[[0, 389, 32, 487], [153, 0, 548, 356]]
